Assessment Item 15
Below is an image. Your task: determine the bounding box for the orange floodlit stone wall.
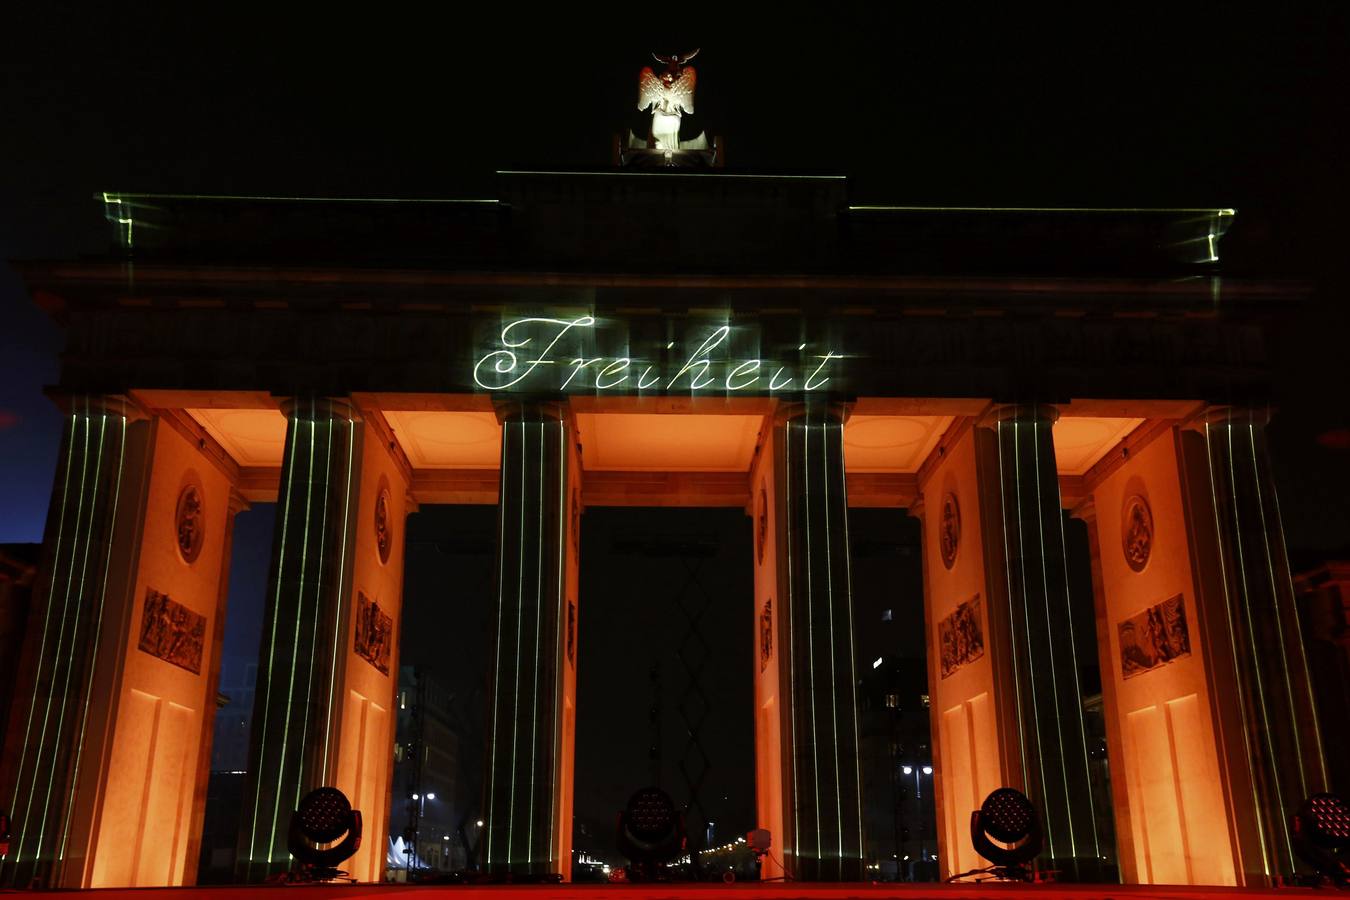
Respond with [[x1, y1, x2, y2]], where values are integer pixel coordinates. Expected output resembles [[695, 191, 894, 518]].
[[749, 422, 786, 881], [916, 423, 1007, 880], [1084, 428, 1237, 886], [332, 425, 411, 883], [88, 419, 236, 887]]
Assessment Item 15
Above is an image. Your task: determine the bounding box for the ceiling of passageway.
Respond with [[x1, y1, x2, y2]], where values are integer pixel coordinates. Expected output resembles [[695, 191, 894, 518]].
[[188, 404, 1144, 478], [188, 408, 288, 467], [576, 412, 762, 472]]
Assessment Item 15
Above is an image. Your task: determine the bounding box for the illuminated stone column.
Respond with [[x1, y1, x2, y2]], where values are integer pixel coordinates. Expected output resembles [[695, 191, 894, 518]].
[[1176, 407, 1328, 883], [2, 397, 241, 889], [235, 398, 362, 882], [0, 397, 140, 889], [481, 401, 575, 879], [977, 404, 1102, 878], [772, 403, 865, 882]]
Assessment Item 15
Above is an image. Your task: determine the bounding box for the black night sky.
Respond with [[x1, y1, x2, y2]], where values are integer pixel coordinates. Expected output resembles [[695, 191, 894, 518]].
[[2, 3, 1349, 868]]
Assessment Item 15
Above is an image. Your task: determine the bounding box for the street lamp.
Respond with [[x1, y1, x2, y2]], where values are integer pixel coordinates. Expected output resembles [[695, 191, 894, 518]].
[[407, 791, 438, 869]]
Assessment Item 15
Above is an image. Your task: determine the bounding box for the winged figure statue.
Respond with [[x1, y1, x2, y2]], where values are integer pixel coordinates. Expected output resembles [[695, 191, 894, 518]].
[[637, 49, 700, 151]]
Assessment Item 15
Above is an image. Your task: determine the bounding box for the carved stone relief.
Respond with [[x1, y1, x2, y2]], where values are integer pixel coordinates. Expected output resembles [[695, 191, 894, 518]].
[[138, 588, 206, 674], [759, 598, 773, 672], [938, 594, 984, 679], [355, 592, 393, 675], [1119, 593, 1191, 679]]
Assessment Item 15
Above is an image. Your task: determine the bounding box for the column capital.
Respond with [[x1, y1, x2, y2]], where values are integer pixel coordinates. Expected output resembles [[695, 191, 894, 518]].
[[1181, 404, 1273, 432], [49, 392, 149, 422], [279, 396, 358, 421], [773, 400, 852, 427], [976, 402, 1060, 429], [226, 486, 251, 518], [1069, 496, 1098, 524], [492, 397, 567, 424]]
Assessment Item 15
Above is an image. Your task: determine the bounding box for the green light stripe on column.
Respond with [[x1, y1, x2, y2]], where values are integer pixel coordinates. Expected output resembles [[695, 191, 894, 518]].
[[25, 409, 104, 867], [485, 420, 510, 868], [1030, 421, 1078, 856], [1049, 435, 1102, 860], [821, 418, 843, 862], [507, 420, 527, 865], [1222, 422, 1290, 871], [783, 413, 800, 863], [1244, 421, 1309, 799], [1201, 422, 1271, 876], [266, 413, 319, 862], [246, 402, 300, 866], [321, 413, 357, 782], [835, 419, 865, 862], [1263, 430, 1331, 789], [58, 412, 126, 862], [801, 418, 822, 861], [5, 412, 76, 863], [994, 420, 1031, 792], [527, 422, 543, 865], [550, 420, 565, 864]]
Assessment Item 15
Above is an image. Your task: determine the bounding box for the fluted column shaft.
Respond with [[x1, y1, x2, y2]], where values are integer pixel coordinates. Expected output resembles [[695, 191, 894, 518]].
[[1, 397, 135, 888], [236, 398, 360, 882], [1183, 407, 1328, 880], [776, 404, 864, 881], [482, 402, 570, 877], [979, 404, 1103, 876]]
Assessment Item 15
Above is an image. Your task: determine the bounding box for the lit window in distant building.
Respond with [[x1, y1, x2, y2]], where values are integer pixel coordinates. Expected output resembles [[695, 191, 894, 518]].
[[885, 692, 899, 708], [920, 693, 930, 708]]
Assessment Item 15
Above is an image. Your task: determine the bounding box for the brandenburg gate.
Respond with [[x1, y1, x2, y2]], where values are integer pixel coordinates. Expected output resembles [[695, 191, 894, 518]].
[[0, 176, 1327, 888]]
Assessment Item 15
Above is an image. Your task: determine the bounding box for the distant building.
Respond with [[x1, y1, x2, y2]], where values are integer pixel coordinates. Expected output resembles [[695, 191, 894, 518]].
[[0, 544, 39, 757], [390, 666, 469, 873], [857, 655, 936, 881]]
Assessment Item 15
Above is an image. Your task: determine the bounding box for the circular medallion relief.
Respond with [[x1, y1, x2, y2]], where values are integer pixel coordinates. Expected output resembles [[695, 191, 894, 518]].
[[756, 482, 768, 566], [1122, 494, 1153, 573], [940, 492, 961, 570], [374, 487, 393, 565], [175, 482, 205, 565]]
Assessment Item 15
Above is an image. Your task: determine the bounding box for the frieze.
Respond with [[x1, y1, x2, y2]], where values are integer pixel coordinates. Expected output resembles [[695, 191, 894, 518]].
[[138, 588, 206, 674], [59, 304, 1271, 402]]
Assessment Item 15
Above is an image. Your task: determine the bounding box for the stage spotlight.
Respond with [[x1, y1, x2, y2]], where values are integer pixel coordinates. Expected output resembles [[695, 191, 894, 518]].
[[1292, 793, 1350, 886], [286, 786, 363, 882], [964, 787, 1042, 882], [615, 786, 687, 882]]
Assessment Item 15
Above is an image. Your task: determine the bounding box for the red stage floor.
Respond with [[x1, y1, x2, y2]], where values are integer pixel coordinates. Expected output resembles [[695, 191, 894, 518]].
[[1, 884, 1316, 899]]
